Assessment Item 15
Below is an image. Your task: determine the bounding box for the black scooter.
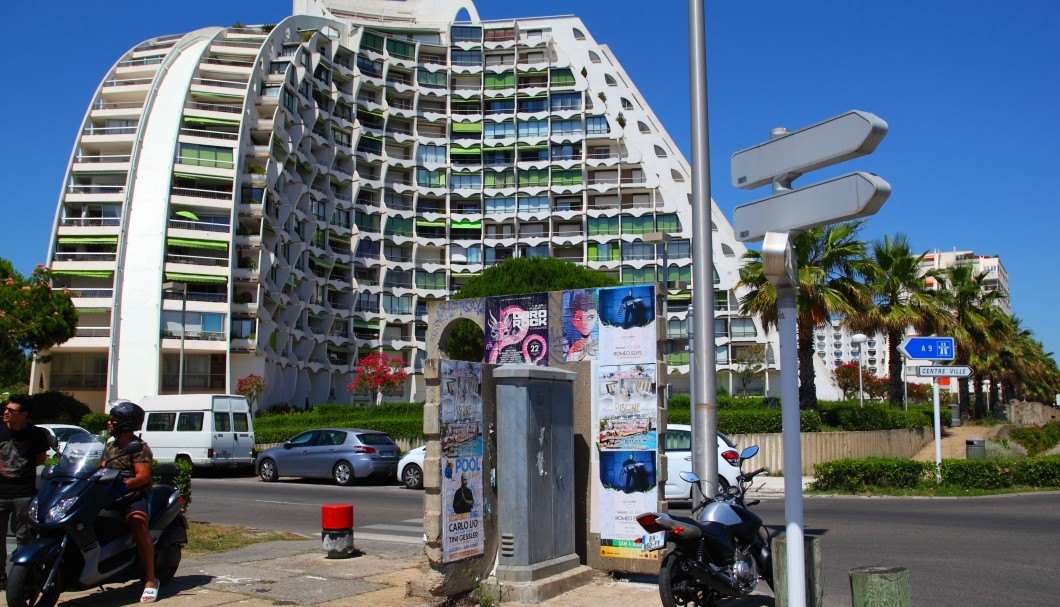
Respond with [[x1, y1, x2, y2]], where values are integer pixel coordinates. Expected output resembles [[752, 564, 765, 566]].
[[636, 445, 773, 607], [8, 434, 187, 607]]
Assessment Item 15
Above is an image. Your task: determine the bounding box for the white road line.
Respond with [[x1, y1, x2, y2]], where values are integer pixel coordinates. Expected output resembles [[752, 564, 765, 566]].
[[363, 524, 424, 532], [253, 499, 318, 506], [355, 532, 424, 545]]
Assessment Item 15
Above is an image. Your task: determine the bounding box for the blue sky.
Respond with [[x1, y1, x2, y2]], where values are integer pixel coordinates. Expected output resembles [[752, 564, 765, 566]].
[[2, 1, 1057, 361]]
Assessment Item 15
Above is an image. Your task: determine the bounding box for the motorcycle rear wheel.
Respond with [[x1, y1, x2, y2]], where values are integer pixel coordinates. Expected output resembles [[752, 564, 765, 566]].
[[6, 561, 64, 607], [156, 542, 183, 584], [659, 551, 716, 607]]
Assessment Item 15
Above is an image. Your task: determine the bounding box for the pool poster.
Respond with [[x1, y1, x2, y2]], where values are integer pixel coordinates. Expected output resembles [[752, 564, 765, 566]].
[[440, 360, 485, 563], [593, 363, 660, 560]]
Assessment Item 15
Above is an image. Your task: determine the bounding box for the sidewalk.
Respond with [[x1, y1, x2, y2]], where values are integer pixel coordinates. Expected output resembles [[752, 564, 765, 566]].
[[52, 479, 807, 607]]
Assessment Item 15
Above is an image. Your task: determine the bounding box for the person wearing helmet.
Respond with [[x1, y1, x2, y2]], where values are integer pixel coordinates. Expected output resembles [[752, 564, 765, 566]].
[[103, 401, 159, 603]]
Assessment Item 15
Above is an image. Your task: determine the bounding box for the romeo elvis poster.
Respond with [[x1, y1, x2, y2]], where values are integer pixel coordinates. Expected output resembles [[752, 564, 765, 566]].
[[596, 284, 655, 366]]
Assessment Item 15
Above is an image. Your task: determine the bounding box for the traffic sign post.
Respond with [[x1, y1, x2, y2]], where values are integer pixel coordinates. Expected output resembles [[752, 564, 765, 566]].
[[917, 365, 972, 378], [898, 337, 959, 482], [730, 111, 890, 607]]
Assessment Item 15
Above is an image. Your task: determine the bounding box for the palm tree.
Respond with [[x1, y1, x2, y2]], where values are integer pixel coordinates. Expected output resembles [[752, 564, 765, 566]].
[[738, 221, 869, 409], [933, 264, 1006, 418], [849, 234, 948, 405]]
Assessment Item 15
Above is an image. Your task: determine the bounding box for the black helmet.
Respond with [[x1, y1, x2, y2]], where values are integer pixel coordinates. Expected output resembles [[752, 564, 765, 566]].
[[109, 400, 145, 433]]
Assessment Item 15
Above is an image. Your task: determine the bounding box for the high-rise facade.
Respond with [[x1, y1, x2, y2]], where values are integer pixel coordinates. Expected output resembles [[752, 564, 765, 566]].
[[36, 0, 777, 411]]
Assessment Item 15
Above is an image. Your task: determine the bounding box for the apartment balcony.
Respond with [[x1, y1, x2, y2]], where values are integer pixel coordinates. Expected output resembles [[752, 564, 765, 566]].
[[64, 184, 127, 203], [71, 154, 132, 174], [51, 251, 117, 271], [189, 77, 250, 100], [99, 77, 152, 102], [170, 186, 234, 209]]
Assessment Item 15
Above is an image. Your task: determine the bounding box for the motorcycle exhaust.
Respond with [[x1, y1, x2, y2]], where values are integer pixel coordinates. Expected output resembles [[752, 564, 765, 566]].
[[679, 558, 741, 596]]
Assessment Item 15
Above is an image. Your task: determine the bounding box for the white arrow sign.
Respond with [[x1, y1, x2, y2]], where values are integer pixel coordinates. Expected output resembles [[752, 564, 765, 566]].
[[732, 110, 888, 190], [732, 172, 891, 242], [917, 366, 973, 378]]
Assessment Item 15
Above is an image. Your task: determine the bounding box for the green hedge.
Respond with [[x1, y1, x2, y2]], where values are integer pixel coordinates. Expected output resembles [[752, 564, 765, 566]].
[[813, 455, 1060, 491], [255, 417, 424, 444], [1009, 422, 1060, 455], [818, 402, 937, 431], [665, 409, 822, 434]]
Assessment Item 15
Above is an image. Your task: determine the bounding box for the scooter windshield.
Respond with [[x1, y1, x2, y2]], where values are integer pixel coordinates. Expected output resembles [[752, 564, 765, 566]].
[[55, 433, 106, 476]]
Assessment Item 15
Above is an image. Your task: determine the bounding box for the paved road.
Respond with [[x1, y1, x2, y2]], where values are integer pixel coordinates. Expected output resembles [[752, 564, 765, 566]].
[[677, 492, 1060, 607], [185, 479, 1060, 607], [188, 475, 425, 543]]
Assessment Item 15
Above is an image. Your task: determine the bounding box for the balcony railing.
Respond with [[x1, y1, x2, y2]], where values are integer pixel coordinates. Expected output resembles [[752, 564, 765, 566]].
[[67, 184, 126, 194], [190, 77, 248, 89], [53, 252, 116, 262], [166, 254, 229, 267], [61, 217, 121, 227], [187, 101, 241, 114], [75, 327, 111, 338], [171, 187, 233, 200], [82, 126, 137, 136], [168, 219, 230, 233], [74, 154, 132, 164], [103, 77, 153, 87], [67, 288, 115, 298], [179, 127, 238, 141], [162, 291, 227, 303]]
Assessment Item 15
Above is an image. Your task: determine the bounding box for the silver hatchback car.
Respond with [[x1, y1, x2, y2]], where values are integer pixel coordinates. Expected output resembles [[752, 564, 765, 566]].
[[256, 428, 400, 486]]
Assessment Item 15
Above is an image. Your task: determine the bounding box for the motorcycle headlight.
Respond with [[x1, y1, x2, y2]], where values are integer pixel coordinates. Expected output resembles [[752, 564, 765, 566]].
[[45, 497, 78, 524], [28, 496, 38, 520]]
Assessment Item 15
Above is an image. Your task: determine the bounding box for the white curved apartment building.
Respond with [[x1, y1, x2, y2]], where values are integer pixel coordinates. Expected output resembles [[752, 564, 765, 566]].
[[36, 0, 779, 411]]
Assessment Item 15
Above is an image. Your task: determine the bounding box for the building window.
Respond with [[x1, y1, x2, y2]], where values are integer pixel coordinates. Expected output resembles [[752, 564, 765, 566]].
[[572, 28, 586, 40], [588, 50, 601, 63], [518, 119, 548, 137], [731, 318, 757, 339], [520, 196, 549, 212], [622, 98, 635, 110], [604, 74, 617, 86], [451, 26, 482, 43], [49, 352, 108, 388], [550, 93, 581, 112], [551, 119, 582, 135], [485, 197, 515, 214], [586, 116, 610, 135], [485, 122, 515, 139], [417, 144, 446, 164]]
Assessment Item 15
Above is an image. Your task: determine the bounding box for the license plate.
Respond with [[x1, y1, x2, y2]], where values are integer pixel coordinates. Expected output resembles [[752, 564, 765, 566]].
[[641, 531, 666, 552]]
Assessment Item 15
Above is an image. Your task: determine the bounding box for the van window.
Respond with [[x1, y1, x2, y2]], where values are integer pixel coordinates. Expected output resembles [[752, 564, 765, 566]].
[[147, 413, 175, 432], [177, 412, 204, 431], [214, 412, 232, 432], [233, 413, 249, 432]]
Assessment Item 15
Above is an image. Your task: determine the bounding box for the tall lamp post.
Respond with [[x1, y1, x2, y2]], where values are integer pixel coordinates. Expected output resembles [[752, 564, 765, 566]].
[[851, 333, 867, 408], [162, 281, 188, 394]]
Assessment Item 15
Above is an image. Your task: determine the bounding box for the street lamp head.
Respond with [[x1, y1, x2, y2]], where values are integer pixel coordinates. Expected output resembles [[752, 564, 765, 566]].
[[851, 333, 868, 344]]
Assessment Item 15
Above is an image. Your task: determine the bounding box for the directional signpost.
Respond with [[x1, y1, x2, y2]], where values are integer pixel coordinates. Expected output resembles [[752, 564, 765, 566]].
[[730, 111, 890, 607], [900, 336, 961, 481]]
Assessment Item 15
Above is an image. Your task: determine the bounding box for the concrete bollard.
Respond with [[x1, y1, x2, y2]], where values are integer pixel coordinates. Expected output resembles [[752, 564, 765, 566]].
[[321, 504, 354, 558], [849, 566, 910, 607]]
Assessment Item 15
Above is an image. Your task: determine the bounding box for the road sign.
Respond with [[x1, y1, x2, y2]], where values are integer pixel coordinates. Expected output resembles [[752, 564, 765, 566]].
[[732, 172, 891, 242], [899, 337, 956, 360], [731, 110, 888, 190], [917, 366, 972, 378]]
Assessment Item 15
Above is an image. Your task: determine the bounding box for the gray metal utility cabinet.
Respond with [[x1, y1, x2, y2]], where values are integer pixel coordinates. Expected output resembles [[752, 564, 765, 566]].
[[494, 365, 589, 597]]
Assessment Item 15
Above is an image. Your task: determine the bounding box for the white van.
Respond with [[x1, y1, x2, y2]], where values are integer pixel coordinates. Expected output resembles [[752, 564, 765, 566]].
[[136, 394, 255, 469]]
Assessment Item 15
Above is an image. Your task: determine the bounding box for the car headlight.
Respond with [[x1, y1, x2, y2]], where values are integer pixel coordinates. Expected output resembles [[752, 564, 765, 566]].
[[44, 497, 78, 524]]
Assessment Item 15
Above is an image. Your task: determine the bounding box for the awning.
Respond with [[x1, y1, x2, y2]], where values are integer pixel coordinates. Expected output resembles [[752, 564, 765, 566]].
[[175, 210, 200, 220], [57, 236, 118, 245], [171, 172, 233, 183], [51, 270, 114, 278], [451, 220, 481, 229], [668, 293, 692, 301], [167, 237, 229, 250], [309, 255, 334, 268], [164, 272, 227, 284], [416, 219, 447, 227], [451, 122, 483, 133], [76, 308, 111, 314], [353, 319, 380, 329], [450, 147, 481, 155], [484, 145, 513, 151], [184, 115, 241, 126]]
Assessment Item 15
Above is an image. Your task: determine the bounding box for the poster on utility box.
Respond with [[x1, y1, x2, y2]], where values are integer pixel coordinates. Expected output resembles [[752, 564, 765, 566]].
[[440, 360, 485, 563]]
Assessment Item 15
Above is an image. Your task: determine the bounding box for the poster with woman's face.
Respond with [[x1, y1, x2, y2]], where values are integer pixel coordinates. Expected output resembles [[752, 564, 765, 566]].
[[562, 289, 601, 362]]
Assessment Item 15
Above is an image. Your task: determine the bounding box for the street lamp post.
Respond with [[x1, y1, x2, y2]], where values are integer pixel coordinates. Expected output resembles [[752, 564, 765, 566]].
[[852, 333, 868, 408], [162, 281, 188, 394]]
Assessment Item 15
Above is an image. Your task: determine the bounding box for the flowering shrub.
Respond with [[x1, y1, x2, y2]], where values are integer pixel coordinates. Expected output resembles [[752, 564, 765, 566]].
[[347, 352, 409, 405], [236, 373, 266, 408]]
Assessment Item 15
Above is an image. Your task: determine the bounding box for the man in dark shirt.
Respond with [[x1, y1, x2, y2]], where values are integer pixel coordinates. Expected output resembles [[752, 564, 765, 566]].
[[0, 394, 49, 589], [452, 474, 474, 514]]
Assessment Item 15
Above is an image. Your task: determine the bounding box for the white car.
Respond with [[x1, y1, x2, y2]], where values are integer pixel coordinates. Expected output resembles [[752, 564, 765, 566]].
[[398, 446, 426, 489], [663, 424, 744, 501], [39, 424, 93, 455]]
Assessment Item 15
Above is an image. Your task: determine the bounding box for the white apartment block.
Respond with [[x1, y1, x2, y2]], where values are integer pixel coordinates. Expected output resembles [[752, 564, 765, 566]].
[[920, 249, 1010, 314], [34, 0, 779, 412]]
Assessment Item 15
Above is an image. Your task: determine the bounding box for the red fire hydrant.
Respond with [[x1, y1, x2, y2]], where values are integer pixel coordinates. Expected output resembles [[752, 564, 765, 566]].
[[321, 504, 354, 558]]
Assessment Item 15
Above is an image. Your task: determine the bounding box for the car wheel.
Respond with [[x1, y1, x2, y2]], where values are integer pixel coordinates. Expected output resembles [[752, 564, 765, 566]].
[[333, 461, 355, 486], [259, 458, 278, 482], [402, 463, 424, 490]]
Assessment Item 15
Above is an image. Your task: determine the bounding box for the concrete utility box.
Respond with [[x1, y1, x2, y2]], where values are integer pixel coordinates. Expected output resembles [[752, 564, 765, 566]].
[[494, 365, 584, 590]]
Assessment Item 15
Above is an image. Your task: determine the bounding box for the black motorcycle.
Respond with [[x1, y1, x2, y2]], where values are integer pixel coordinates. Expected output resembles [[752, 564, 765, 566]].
[[636, 445, 773, 607], [8, 434, 188, 607]]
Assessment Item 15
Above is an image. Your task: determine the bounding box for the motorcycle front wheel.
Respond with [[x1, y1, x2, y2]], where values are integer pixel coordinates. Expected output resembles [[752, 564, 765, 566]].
[[659, 551, 716, 607], [6, 561, 64, 607]]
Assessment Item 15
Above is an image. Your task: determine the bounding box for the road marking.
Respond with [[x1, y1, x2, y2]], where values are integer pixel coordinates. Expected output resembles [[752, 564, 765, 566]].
[[254, 499, 318, 506], [365, 524, 424, 532], [355, 532, 424, 545]]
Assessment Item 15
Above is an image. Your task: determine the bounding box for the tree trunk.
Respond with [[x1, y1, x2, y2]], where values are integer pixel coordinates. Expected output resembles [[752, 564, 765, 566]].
[[958, 377, 971, 418], [797, 321, 818, 409], [973, 378, 986, 418], [987, 375, 1001, 416], [887, 329, 904, 405]]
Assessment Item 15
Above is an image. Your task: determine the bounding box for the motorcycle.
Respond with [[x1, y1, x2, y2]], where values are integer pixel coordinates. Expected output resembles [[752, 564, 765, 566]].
[[8, 433, 188, 607], [636, 445, 773, 607]]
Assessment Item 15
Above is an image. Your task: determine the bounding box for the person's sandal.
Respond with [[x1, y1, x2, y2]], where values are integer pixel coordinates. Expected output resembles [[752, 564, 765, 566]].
[[140, 579, 160, 603]]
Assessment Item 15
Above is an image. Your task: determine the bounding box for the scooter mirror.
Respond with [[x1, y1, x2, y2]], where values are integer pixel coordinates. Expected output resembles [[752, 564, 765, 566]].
[[740, 445, 759, 460], [119, 440, 144, 457], [679, 470, 700, 484]]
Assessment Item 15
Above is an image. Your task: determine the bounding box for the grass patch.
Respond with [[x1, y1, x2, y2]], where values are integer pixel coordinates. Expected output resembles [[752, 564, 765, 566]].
[[186, 521, 304, 557]]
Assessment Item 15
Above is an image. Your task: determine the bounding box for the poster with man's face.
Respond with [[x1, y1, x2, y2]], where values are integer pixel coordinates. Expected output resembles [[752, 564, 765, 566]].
[[440, 360, 485, 563]]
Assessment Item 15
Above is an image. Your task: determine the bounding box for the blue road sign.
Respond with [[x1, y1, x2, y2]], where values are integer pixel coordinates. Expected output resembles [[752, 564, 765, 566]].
[[898, 336, 956, 360]]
